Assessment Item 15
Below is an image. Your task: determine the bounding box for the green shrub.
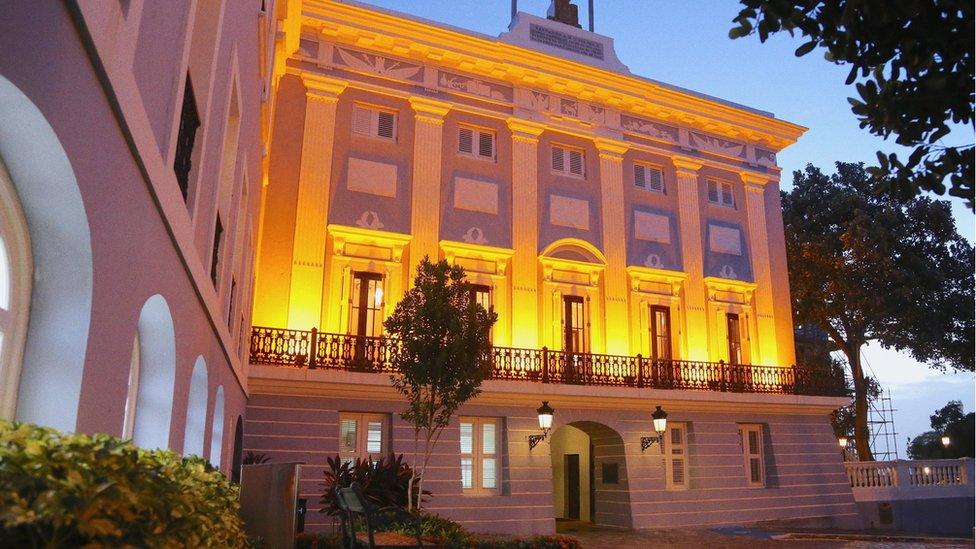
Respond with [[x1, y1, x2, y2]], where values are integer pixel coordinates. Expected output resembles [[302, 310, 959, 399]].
[[390, 511, 471, 546], [0, 420, 248, 548], [319, 453, 428, 516], [471, 535, 581, 549]]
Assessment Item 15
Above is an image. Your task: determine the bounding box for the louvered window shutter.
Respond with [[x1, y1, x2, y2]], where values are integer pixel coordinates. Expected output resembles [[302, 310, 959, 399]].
[[721, 182, 734, 206], [376, 111, 396, 139], [634, 164, 646, 188], [352, 106, 372, 135], [568, 150, 584, 176], [551, 146, 565, 172], [647, 167, 664, 192], [478, 131, 494, 159], [459, 127, 474, 154], [707, 179, 719, 203]]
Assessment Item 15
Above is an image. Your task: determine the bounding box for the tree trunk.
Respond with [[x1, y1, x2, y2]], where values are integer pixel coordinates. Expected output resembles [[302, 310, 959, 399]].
[[846, 344, 875, 461]]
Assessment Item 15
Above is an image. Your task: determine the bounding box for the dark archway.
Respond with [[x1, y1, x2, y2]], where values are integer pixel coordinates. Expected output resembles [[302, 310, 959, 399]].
[[550, 420, 632, 529], [231, 415, 244, 483]]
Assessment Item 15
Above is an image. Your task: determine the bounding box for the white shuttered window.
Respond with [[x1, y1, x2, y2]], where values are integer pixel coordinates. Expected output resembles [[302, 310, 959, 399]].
[[634, 163, 665, 193], [339, 413, 388, 464], [707, 178, 735, 208], [352, 105, 397, 141], [551, 145, 585, 178], [458, 126, 496, 160], [665, 423, 688, 490], [460, 417, 501, 495], [739, 424, 765, 487]]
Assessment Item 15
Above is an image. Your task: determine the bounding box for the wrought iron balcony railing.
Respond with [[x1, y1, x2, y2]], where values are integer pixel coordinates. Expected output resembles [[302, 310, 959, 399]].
[[249, 326, 848, 397]]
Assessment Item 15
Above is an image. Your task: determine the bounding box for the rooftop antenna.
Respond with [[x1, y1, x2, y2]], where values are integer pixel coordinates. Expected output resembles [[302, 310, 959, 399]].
[[588, 0, 594, 32]]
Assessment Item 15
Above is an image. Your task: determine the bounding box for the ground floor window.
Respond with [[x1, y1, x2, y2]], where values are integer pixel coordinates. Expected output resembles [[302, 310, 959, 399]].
[[460, 416, 501, 495], [739, 424, 765, 487], [665, 423, 688, 489], [340, 412, 388, 464]]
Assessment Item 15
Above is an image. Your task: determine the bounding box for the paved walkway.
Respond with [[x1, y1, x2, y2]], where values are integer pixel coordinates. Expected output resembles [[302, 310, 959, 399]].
[[555, 522, 972, 548]]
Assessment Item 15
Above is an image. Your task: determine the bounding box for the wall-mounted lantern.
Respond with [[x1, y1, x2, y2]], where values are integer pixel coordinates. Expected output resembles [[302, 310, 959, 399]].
[[528, 401, 554, 450], [941, 435, 951, 447], [640, 406, 668, 452], [838, 436, 848, 448]]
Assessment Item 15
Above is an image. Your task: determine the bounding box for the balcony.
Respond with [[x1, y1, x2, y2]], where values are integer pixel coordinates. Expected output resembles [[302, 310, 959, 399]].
[[248, 326, 847, 397]]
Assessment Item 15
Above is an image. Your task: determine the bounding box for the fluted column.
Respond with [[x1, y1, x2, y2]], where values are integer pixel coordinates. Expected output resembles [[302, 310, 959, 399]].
[[506, 118, 546, 349], [741, 171, 778, 365], [595, 138, 630, 355], [286, 74, 347, 329], [673, 157, 708, 361], [408, 97, 451, 278]]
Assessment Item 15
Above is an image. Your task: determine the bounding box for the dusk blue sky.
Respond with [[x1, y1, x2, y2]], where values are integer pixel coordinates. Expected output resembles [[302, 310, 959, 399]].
[[353, 0, 975, 457]]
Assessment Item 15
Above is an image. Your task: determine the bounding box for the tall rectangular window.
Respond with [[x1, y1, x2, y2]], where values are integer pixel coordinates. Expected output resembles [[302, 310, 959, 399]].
[[460, 417, 501, 495], [174, 75, 201, 201], [634, 163, 664, 193], [470, 283, 492, 342], [350, 272, 384, 337], [707, 178, 735, 208], [210, 215, 223, 286], [352, 105, 397, 141], [665, 423, 688, 490], [739, 424, 765, 487], [458, 126, 496, 160], [726, 313, 742, 365], [562, 295, 587, 354], [551, 145, 585, 178], [649, 305, 671, 360], [339, 413, 388, 464]]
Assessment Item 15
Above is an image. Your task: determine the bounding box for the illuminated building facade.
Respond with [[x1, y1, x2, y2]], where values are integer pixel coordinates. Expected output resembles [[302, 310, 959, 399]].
[[244, 0, 860, 534]]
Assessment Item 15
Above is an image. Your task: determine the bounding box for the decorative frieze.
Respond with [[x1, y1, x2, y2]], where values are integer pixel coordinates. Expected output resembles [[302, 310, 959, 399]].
[[620, 114, 679, 144], [438, 71, 512, 102], [333, 46, 424, 83], [689, 132, 746, 159]]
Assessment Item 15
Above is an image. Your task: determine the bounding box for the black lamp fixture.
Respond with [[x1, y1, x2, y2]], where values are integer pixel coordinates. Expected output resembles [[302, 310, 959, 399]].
[[528, 401, 555, 450], [640, 406, 668, 452]]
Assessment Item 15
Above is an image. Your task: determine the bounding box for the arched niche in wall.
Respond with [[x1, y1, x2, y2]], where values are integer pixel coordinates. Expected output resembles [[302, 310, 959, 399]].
[[0, 76, 93, 431], [183, 356, 209, 457], [132, 294, 176, 449], [0, 157, 32, 420], [231, 415, 244, 483], [209, 385, 225, 468]]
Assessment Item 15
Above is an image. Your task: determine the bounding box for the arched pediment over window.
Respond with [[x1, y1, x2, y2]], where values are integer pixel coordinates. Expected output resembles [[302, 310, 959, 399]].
[[540, 238, 607, 266]]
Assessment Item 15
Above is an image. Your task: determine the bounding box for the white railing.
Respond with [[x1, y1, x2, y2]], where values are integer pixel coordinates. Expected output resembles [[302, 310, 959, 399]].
[[845, 458, 973, 502]]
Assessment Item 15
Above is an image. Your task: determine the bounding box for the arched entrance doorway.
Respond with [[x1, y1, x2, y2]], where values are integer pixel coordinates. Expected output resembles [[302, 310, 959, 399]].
[[550, 421, 632, 529]]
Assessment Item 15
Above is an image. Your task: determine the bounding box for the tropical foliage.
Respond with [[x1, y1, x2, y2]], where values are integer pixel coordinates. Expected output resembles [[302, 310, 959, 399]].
[[731, 0, 974, 207], [318, 453, 427, 517], [0, 420, 247, 548], [908, 400, 975, 459], [384, 257, 497, 510]]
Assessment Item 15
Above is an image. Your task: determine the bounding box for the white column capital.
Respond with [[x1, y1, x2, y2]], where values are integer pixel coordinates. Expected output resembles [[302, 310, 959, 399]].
[[300, 73, 347, 101], [740, 170, 776, 189], [409, 96, 452, 124], [594, 138, 628, 160], [671, 156, 703, 176], [506, 117, 547, 143]]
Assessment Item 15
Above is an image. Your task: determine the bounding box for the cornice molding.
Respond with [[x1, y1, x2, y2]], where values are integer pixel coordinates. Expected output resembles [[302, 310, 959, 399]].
[[301, 0, 806, 151]]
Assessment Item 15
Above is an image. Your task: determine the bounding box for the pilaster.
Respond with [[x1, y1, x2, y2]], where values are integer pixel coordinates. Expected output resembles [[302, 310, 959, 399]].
[[408, 97, 451, 278], [672, 156, 708, 361], [507, 118, 546, 348], [741, 171, 778, 365], [286, 74, 347, 329], [594, 138, 630, 355]]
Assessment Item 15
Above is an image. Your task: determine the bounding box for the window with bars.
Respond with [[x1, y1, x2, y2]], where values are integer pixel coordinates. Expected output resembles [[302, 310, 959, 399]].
[[210, 215, 223, 286], [739, 424, 765, 487], [351, 105, 397, 141], [707, 178, 735, 208], [634, 163, 664, 193], [339, 413, 388, 464], [551, 145, 585, 178], [460, 417, 501, 495], [665, 423, 688, 490], [458, 126, 496, 160], [174, 74, 200, 202]]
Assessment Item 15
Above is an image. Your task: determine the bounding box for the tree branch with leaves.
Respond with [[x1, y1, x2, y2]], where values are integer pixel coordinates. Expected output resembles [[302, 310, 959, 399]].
[[384, 257, 497, 511], [783, 162, 973, 460], [731, 0, 974, 208]]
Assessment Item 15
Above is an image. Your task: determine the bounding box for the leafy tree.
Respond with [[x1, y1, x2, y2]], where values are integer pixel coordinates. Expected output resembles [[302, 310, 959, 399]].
[[731, 1, 975, 208], [384, 257, 496, 510], [783, 162, 974, 460], [907, 401, 975, 459]]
